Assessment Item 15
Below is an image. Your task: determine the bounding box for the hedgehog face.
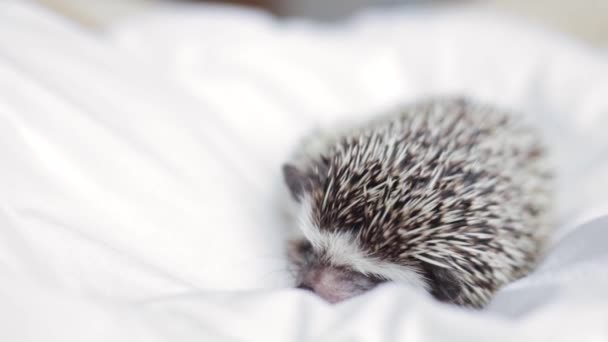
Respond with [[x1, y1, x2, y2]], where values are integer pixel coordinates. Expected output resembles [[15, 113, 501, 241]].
[[283, 163, 432, 303], [287, 239, 385, 303]]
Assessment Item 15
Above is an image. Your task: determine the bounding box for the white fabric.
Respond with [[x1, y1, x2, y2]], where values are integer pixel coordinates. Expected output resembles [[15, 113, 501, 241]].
[[1, 1, 608, 341]]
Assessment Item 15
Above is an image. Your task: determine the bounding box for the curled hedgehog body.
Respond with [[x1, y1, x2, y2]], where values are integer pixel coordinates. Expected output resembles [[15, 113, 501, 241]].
[[283, 97, 553, 308]]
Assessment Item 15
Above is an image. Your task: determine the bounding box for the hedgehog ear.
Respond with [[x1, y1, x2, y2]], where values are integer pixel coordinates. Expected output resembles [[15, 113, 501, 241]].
[[420, 262, 463, 304], [282, 164, 309, 201]]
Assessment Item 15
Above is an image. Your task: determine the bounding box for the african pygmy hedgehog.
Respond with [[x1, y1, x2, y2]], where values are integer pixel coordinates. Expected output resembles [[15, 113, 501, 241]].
[[282, 97, 553, 308]]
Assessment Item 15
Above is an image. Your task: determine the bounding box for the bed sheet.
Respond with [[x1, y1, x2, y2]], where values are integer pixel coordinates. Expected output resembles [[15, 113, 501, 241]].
[[1, 1, 608, 341]]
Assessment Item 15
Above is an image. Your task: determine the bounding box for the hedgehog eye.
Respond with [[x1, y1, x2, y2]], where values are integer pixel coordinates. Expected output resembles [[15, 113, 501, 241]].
[[370, 274, 389, 284], [362, 273, 389, 288]]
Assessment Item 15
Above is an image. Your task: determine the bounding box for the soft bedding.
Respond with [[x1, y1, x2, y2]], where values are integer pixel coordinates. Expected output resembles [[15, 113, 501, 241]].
[[1, 1, 608, 341]]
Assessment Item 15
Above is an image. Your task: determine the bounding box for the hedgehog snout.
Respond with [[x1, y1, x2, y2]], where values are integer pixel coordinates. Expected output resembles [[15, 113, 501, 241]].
[[296, 265, 381, 304]]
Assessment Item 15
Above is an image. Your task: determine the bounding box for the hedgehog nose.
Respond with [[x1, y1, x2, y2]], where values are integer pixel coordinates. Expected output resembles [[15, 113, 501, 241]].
[[296, 267, 378, 304]]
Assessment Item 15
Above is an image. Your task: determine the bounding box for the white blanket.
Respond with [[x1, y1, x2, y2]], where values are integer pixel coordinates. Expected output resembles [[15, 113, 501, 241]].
[[1, 1, 608, 341]]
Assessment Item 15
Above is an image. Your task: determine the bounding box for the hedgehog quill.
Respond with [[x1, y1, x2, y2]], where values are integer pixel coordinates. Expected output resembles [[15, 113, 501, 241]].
[[282, 98, 553, 308]]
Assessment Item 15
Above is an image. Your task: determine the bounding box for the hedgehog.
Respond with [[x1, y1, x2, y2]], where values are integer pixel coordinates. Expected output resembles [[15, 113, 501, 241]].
[[281, 97, 553, 308]]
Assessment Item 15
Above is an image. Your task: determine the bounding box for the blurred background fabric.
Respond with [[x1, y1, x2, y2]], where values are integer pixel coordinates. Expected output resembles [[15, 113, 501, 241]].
[[36, 0, 608, 47]]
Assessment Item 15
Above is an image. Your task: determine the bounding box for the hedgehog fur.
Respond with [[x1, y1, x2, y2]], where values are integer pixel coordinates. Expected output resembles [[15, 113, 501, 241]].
[[282, 97, 553, 308]]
